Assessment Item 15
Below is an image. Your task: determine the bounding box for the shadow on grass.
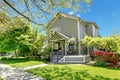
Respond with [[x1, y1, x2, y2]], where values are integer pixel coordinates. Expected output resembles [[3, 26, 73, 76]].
[[27, 66, 120, 80], [0, 57, 48, 64], [86, 63, 120, 70]]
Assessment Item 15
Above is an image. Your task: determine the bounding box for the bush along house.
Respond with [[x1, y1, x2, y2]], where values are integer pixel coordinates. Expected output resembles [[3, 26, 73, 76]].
[[46, 12, 99, 63]]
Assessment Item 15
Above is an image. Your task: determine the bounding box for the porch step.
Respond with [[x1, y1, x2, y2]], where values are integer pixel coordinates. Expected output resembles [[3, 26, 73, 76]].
[[59, 55, 90, 63], [51, 55, 64, 63]]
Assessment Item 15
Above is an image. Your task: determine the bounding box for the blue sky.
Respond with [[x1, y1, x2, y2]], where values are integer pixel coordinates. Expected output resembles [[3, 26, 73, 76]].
[[70, 0, 120, 37], [2, 0, 119, 37], [45, 0, 120, 37]]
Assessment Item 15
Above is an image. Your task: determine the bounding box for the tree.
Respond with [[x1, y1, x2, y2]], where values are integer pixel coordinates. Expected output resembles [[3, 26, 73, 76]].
[[0, 0, 93, 25], [81, 36, 120, 54], [18, 26, 45, 58], [0, 11, 45, 58], [0, 16, 32, 52], [0, 11, 11, 34]]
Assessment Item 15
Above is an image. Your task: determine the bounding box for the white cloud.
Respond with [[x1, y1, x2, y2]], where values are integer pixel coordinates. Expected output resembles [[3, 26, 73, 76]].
[[68, 11, 74, 15], [76, 14, 80, 17]]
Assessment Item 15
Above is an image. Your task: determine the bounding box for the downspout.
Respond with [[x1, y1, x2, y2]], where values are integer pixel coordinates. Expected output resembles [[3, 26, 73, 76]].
[[92, 24, 95, 37], [65, 40, 67, 56], [77, 20, 81, 55]]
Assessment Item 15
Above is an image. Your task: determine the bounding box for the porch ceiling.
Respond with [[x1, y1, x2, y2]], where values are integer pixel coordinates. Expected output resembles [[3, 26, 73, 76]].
[[49, 32, 71, 41]]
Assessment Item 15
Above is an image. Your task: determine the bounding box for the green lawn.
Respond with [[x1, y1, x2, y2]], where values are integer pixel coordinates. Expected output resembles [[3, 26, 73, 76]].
[[0, 58, 48, 68], [0, 77, 3, 80], [27, 64, 120, 80]]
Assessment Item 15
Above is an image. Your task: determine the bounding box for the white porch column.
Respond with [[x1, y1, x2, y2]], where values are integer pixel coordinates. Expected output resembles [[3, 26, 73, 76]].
[[87, 46, 89, 55], [52, 41, 54, 53], [65, 40, 67, 56], [77, 20, 81, 55], [50, 41, 54, 61]]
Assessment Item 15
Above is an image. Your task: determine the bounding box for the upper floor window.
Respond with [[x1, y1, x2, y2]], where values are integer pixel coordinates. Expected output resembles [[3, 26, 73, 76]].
[[49, 27, 61, 38], [49, 30, 55, 38]]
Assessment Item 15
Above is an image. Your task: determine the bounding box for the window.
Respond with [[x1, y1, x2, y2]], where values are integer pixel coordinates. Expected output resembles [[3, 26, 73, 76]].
[[67, 42, 75, 52], [49, 30, 55, 38]]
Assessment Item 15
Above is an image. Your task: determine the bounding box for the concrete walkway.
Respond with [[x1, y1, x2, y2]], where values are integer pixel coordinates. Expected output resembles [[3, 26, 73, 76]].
[[0, 63, 44, 80], [21, 64, 48, 70], [0, 61, 95, 80]]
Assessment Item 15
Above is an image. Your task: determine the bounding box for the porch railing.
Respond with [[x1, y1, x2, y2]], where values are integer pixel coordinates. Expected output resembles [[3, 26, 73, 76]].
[[50, 50, 64, 63]]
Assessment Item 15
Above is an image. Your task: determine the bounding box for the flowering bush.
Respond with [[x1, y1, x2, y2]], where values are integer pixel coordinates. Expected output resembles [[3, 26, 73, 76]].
[[104, 52, 119, 65], [91, 50, 103, 60], [91, 50, 106, 67], [91, 50, 119, 67]]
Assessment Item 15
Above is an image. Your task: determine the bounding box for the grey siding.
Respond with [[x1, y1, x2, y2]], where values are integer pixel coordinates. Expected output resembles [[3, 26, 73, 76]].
[[92, 24, 98, 37], [61, 16, 78, 38], [50, 16, 78, 38], [78, 22, 87, 54], [50, 17, 61, 32], [79, 22, 86, 40], [86, 24, 93, 37], [86, 23, 98, 37], [48, 18, 61, 38]]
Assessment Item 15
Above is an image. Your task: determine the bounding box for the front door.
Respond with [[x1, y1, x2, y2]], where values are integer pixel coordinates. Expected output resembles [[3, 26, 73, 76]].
[[53, 40, 65, 56]]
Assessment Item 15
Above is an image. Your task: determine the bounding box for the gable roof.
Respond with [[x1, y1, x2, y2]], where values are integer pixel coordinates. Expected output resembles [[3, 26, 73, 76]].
[[49, 32, 71, 42], [46, 12, 99, 30]]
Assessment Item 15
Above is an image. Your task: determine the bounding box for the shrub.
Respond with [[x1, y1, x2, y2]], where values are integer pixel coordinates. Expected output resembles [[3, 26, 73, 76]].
[[104, 52, 119, 65], [40, 44, 51, 60], [95, 60, 107, 67], [92, 50, 107, 67], [0, 57, 28, 60], [91, 50, 119, 67], [91, 50, 103, 60]]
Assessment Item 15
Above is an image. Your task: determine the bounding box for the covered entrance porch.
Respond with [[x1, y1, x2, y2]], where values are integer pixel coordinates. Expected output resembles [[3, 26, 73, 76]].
[[49, 32, 90, 63]]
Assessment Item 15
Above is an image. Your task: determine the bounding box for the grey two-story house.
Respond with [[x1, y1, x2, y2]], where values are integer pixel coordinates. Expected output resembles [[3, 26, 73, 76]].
[[46, 12, 99, 63]]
